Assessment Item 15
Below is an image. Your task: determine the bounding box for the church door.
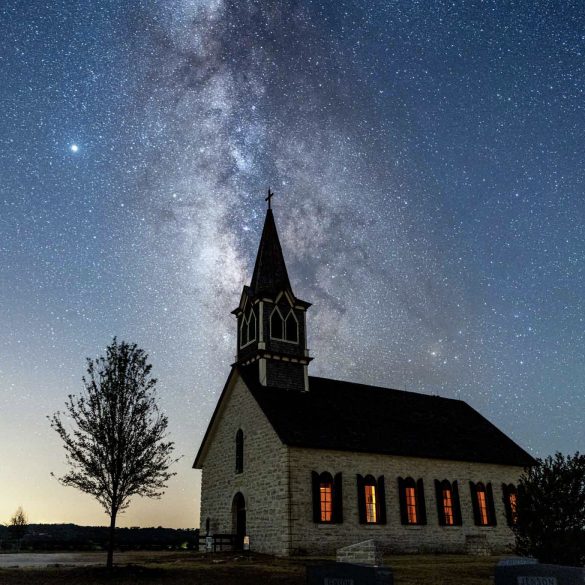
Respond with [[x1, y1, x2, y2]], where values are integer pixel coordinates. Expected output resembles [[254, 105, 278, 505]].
[[232, 492, 246, 550]]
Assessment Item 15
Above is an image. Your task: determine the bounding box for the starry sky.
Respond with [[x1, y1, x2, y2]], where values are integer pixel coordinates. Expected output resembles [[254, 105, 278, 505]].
[[1, 0, 583, 529]]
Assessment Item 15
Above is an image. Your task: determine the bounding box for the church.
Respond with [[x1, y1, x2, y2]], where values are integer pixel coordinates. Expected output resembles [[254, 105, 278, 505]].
[[193, 199, 534, 556]]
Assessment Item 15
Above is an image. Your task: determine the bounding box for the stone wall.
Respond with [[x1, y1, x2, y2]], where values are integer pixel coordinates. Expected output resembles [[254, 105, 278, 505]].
[[198, 374, 291, 555], [288, 447, 523, 555]]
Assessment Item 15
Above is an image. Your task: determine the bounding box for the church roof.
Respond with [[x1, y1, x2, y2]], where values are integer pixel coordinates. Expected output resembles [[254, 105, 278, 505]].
[[250, 208, 293, 297], [240, 368, 535, 467]]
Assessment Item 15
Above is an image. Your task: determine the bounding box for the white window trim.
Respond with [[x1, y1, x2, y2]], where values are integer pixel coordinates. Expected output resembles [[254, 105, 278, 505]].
[[240, 309, 256, 349], [270, 306, 299, 344]]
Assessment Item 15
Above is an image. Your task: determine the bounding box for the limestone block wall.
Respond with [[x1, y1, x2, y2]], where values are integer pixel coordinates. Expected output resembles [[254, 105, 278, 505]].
[[198, 375, 291, 555], [289, 448, 523, 555]]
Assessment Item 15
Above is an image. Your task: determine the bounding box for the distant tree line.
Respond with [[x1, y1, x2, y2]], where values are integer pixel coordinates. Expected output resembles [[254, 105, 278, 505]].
[[0, 524, 198, 552]]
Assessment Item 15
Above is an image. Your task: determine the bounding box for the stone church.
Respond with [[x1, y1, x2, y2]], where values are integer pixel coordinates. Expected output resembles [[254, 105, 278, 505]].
[[193, 202, 534, 556]]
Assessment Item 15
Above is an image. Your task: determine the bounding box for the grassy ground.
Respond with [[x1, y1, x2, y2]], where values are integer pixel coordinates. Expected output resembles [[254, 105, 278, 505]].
[[0, 551, 502, 584]]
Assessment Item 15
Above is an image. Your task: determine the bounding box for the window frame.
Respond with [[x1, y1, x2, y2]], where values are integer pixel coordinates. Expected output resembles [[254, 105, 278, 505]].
[[434, 479, 462, 526], [311, 471, 343, 524], [270, 306, 299, 344], [470, 481, 497, 526], [235, 429, 244, 474], [365, 481, 378, 523], [502, 483, 518, 526], [357, 474, 386, 525], [240, 308, 257, 348], [398, 477, 427, 525]]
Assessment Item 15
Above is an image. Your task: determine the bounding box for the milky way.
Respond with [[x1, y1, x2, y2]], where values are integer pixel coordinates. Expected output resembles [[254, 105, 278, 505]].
[[1, 0, 583, 527]]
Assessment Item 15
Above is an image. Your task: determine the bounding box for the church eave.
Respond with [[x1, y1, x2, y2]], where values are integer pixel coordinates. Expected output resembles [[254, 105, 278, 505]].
[[234, 350, 313, 367]]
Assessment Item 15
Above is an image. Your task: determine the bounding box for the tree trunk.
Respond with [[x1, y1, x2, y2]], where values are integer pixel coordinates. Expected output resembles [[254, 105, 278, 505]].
[[106, 509, 117, 570]]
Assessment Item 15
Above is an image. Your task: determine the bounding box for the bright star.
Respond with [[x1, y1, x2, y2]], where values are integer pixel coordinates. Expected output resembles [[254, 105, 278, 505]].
[[70, 144, 79, 153]]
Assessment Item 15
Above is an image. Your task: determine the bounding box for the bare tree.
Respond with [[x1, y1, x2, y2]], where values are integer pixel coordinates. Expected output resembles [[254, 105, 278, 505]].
[[50, 338, 178, 569]]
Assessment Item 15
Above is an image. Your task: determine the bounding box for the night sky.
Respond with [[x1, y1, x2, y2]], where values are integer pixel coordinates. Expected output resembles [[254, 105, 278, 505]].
[[1, 1, 583, 529]]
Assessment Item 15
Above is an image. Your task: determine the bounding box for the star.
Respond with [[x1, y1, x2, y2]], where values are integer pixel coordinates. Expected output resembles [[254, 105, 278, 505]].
[[70, 144, 79, 153]]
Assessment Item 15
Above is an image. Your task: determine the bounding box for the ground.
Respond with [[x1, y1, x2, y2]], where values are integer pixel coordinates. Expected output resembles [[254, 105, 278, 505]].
[[0, 551, 504, 584]]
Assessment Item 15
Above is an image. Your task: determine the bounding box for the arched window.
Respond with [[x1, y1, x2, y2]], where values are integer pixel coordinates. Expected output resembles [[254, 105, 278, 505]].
[[470, 481, 497, 526], [398, 477, 427, 525], [284, 310, 299, 342], [248, 310, 256, 341], [357, 474, 386, 524], [270, 306, 299, 343], [235, 429, 244, 474], [240, 309, 256, 348], [270, 307, 284, 339], [502, 483, 518, 526], [434, 479, 462, 526], [240, 318, 247, 347], [311, 471, 343, 523]]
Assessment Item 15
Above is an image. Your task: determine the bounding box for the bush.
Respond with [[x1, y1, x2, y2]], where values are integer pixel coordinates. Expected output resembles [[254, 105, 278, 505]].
[[514, 452, 585, 566]]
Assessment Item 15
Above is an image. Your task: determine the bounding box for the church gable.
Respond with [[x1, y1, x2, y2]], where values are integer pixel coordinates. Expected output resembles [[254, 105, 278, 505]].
[[193, 368, 283, 469], [194, 370, 292, 554]]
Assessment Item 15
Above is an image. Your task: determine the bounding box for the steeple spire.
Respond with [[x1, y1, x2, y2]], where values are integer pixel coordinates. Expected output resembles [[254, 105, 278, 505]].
[[250, 207, 293, 297]]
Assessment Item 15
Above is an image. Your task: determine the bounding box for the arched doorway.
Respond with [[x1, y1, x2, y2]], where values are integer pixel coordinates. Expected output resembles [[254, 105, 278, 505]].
[[231, 492, 246, 550]]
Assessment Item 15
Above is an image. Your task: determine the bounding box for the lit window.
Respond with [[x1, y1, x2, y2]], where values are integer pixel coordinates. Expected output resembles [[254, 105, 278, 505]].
[[400, 477, 426, 525], [365, 484, 377, 523], [320, 482, 333, 522], [405, 486, 418, 524], [509, 492, 517, 524], [442, 487, 454, 525], [312, 471, 343, 524], [358, 475, 386, 525], [477, 488, 489, 525], [436, 479, 461, 526]]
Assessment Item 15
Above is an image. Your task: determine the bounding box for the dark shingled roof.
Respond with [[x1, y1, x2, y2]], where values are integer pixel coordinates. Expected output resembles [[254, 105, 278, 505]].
[[240, 368, 535, 467], [250, 208, 293, 297]]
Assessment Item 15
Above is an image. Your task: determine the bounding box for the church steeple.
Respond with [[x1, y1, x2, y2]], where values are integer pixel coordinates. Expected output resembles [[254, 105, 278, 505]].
[[250, 209, 293, 298], [232, 197, 312, 392]]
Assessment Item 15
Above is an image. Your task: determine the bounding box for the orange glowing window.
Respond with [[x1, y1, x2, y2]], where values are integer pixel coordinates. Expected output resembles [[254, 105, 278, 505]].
[[405, 486, 418, 524], [365, 484, 377, 523], [509, 492, 518, 525], [320, 482, 333, 522], [442, 487, 454, 525], [477, 489, 489, 525]]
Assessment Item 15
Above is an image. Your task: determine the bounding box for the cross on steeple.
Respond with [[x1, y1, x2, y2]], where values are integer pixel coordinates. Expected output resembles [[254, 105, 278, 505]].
[[265, 188, 274, 209]]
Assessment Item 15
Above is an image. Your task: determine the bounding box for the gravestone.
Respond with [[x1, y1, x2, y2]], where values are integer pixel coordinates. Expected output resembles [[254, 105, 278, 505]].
[[498, 557, 539, 567], [495, 559, 585, 585], [337, 540, 383, 566], [306, 563, 393, 585]]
